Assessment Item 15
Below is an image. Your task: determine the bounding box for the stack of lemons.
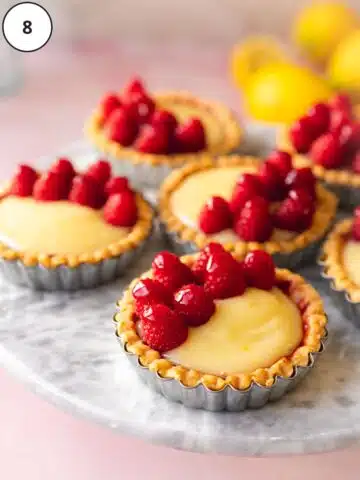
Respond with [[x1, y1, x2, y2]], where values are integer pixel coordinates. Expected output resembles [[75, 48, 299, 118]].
[[231, 2, 360, 124]]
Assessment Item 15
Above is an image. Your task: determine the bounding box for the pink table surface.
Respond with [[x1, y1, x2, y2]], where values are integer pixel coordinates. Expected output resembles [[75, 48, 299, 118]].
[[1, 43, 360, 479]]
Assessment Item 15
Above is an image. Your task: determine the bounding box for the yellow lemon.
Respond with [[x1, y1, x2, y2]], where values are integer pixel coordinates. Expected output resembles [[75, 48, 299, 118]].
[[327, 29, 360, 102], [293, 2, 359, 64], [230, 36, 288, 89], [244, 63, 332, 124]]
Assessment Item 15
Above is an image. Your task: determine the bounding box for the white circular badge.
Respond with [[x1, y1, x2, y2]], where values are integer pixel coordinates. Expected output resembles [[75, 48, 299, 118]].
[[2, 2, 52, 52]]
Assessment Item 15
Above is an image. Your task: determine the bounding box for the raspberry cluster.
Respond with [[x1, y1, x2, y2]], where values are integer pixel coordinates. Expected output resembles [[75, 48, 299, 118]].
[[100, 77, 206, 155], [289, 94, 360, 171], [198, 151, 317, 242], [9, 158, 138, 227], [132, 244, 276, 352]]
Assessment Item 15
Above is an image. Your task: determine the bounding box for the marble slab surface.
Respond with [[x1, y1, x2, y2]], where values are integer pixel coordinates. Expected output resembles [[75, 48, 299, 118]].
[[1, 140, 360, 456]]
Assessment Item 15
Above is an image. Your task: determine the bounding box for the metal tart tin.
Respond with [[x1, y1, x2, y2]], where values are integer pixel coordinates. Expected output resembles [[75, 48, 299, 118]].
[[115, 328, 327, 412], [320, 182, 360, 212], [319, 255, 360, 327], [161, 225, 329, 271]]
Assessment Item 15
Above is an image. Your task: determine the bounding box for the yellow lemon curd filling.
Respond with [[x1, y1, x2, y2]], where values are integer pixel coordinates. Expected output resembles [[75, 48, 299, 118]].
[[343, 240, 360, 287]]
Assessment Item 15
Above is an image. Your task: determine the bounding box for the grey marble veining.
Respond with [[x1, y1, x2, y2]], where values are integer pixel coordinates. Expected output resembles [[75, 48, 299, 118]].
[[1, 139, 360, 456]]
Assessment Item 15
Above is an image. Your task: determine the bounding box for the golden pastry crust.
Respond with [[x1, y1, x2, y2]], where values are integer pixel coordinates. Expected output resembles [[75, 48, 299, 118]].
[[158, 155, 338, 256], [277, 125, 360, 188], [321, 218, 360, 303], [85, 91, 242, 167], [114, 255, 327, 390], [0, 193, 153, 268]]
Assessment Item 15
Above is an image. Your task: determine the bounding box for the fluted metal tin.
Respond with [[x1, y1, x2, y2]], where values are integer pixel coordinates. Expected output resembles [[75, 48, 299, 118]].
[[115, 329, 327, 411], [161, 226, 327, 270], [0, 237, 150, 291], [319, 255, 360, 327], [321, 182, 360, 212]]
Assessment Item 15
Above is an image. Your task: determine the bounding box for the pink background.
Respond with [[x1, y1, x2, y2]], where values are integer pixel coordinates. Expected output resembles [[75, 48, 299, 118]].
[[1, 42, 360, 478]]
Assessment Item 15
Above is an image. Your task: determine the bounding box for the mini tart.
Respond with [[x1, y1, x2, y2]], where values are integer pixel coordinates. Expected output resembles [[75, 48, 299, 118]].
[[114, 255, 327, 410], [158, 155, 337, 267], [0, 190, 153, 290], [320, 218, 360, 316], [86, 92, 242, 185]]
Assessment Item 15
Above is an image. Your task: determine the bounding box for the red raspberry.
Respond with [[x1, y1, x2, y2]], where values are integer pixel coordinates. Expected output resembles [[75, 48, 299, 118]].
[[355, 206, 360, 218], [151, 110, 178, 133], [310, 132, 343, 169], [103, 191, 137, 227], [9, 164, 38, 197], [124, 92, 155, 124], [192, 243, 226, 284], [198, 196, 232, 234], [123, 77, 146, 99], [99, 93, 122, 121], [352, 216, 360, 241], [258, 162, 285, 201], [234, 196, 273, 242], [230, 174, 261, 214], [105, 176, 130, 196], [330, 109, 351, 134], [174, 284, 215, 327], [289, 117, 315, 154], [135, 124, 169, 154], [266, 150, 292, 179], [50, 157, 76, 181], [86, 160, 112, 186], [69, 175, 104, 209], [340, 122, 360, 156], [204, 252, 245, 300], [132, 278, 172, 315], [33, 172, 68, 201], [352, 152, 360, 174], [328, 94, 352, 114], [152, 251, 194, 293], [306, 102, 330, 137], [243, 250, 275, 290], [285, 167, 316, 196], [105, 109, 137, 146], [273, 189, 315, 232], [174, 118, 206, 153], [140, 304, 188, 352]]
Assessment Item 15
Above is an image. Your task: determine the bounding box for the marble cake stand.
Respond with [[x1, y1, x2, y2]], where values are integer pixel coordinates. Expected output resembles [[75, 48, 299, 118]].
[[1, 140, 360, 456]]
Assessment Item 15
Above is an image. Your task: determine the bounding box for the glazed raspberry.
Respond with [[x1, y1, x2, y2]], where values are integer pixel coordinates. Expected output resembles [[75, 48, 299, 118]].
[[230, 174, 261, 214], [258, 162, 284, 201], [151, 110, 178, 132], [289, 117, 315, 154], [103, 191, 137, 227], [69, 175, 104, 209], [135, 125, 169, 154], [273, 189, 314, 232], [132, 278, 172, 315], [329, 94, 351, 114], [266, 150, 292, 179], [191, 242, 226, 283], [285, 167, 316, 196], [100, 93, 122, 121], [140, 304, 188, 352], [355, 206, 360, 218], [198, 196, 232, 234], [86, 160, 112, 185], [243, 250, 275, 290], [33, 172, 68, 201], [105, 109, 137, 146], [352, 152, 360, 174], [306, 102, 330, 137], [123, 77, 145, 99], [152, 251, 194, 292], [9, 164, 38, 197], [124, 92, 155, 124], [340, 122, 360, 155], [105, 176, 129, 196], [234, 196, 273, 242], [330, 109, 351, 134], [174, 284, 215, 327], [174, 117, 206, 153], [310, 132, 343, 169], [352, 216, 360, 241], [204, 252, 245, 300], [50, 158, 76, 181]]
